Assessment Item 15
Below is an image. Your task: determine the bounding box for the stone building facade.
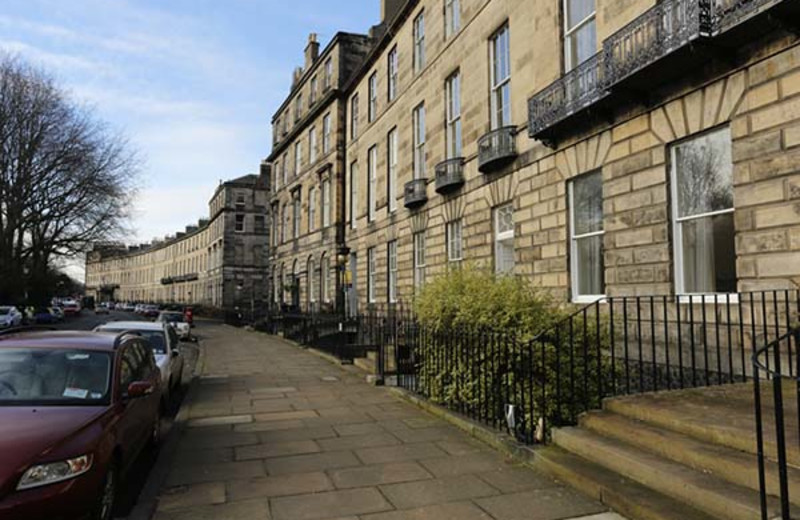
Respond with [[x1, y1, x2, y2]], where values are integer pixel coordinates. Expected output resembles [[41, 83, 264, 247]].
[[267, 0, 800, 313], [86, 171, 270, 310], [267, 31, 373, 311]]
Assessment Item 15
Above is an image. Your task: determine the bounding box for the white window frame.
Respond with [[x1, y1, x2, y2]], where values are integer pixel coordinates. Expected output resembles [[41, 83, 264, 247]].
[[367, 247, 376, 303], [350, 161, 358, 230], [388, 240, 397, 303], [670, 127, 736, 300], [414, 232, 426, 288], [351, 93, 359, 140], [322, 113, 331, 154], [413, 103, 426, 179], [388, 46, 398, 102], [444, 0, 460, 38], [308, 186, 316, 232], [447, 220, 463, 262], [309, 126, 317, 165], [310, 75, 318, 105], [569, 171, 606, 303], [563, 0, 597, 72], [294, 142, 303, 176], [324, 57, 333, 90], [490, 25, 511, 130], [292, 192, 301, 239], [368, 145, 377, 222], [322, 178, 331, 227], [295, 94, 302, 122], [368, 72, 378, 122], [413, 11, 426, 73], [445, 71, 462, 159], [494, 203, 514, 274], [387, 127, 398, 213]]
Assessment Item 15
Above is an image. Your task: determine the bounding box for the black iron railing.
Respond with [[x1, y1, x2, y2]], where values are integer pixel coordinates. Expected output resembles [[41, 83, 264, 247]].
[[528, 53, 608, 138], [477, 127, 517, 173], [713, 0, 785, 32], [603, 0, 713, 86], [435, 158, 465, 194], [404, 178, 428, 209], [753, 327, 800, 520]]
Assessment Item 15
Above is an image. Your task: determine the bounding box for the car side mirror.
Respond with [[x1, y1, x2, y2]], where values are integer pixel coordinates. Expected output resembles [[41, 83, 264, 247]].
[[126, 381, 154, 399], [171, 349, 180, 357]]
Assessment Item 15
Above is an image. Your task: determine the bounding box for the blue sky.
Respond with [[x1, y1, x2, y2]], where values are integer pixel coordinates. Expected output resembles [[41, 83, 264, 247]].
[[0, 0, 377, 248]]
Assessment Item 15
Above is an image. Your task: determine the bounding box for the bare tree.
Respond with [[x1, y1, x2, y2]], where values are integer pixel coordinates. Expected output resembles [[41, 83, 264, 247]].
[[0, 55, 139, 303]]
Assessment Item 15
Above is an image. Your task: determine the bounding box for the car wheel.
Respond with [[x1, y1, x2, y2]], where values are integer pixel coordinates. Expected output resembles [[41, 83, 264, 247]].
[[94, 462, 117, 520]]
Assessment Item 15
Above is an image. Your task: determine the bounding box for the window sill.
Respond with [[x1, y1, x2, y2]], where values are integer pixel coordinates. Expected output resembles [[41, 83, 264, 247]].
[[573, 295, 606, 305]]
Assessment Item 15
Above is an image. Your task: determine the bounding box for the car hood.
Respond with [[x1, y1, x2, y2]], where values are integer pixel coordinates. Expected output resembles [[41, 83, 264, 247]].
[[0, 407, 107, 496]]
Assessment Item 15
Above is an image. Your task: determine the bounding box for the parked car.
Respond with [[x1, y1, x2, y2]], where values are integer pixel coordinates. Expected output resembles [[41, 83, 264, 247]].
[[142, 305, 160, 319], [95, 304, 109, 315], [94, 321, 183, 407], [62, 302, 80, 317], [0, 330, 162, 520], [0, 307, 23, 329], [156, 312, 191, 340], [32, 308, 58, 325]]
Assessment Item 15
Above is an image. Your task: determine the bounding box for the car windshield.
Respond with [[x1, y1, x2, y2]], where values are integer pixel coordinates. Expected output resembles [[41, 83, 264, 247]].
[[160, 313, 184, 323], [0, 308, 10, 315], [0, 349, 111, 405], [102, 329, 167, 355]]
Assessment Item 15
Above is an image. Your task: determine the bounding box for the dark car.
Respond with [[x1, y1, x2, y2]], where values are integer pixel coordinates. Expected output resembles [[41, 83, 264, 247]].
[[0, 331, 162, 520], [32, 308, 57, 325]]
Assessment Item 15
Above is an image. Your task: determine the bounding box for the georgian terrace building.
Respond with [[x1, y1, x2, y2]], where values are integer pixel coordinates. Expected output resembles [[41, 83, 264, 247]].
[[336, 0, 800, 311], [86, 171, 270, 310], [267, 31, 373, 311]]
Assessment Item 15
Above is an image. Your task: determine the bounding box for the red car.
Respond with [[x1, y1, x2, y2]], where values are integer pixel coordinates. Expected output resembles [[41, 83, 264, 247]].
[[0, 331, 162, 520]]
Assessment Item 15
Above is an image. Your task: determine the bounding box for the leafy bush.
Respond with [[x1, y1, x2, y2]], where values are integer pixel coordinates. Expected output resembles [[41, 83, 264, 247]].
[[410, 267, 617, 442]]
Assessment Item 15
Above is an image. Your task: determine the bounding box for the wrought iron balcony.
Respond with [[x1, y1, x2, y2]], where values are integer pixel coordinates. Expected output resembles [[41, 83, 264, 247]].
[[603, 0, 713, 88], [477, 127, 517, 173], [404, 178, 428, 209], [713, 0, 800, 38], [528, 53, 608, 140], [435, 158, 465, 194]]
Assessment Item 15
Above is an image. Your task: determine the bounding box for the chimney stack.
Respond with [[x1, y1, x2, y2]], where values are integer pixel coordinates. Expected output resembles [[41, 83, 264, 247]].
[[304, 33, 320, 71], [381, 0, 404, 23], [292, 66, 304, 88]]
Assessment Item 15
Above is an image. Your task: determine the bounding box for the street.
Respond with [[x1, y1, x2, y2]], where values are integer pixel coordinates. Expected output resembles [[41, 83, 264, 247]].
[[51, 309, 201, 519]]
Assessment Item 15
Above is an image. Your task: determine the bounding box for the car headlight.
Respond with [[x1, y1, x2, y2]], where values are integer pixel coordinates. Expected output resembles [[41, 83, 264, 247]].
[[17, 455, 93, 490]]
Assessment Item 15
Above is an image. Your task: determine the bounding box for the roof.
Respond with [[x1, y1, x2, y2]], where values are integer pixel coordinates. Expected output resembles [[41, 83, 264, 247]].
[[0, 331, 121, 352], [96, 321, 164, 332]]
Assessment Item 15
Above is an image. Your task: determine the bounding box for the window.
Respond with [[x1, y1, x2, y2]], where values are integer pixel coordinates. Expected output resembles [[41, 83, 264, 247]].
[[308, 258, 316, 303], [671, 127, 735, 294], [310, 75, 318, 105], [351, 93, 359, 139], [292, 191, 301, 239], [387, 46, 398, 102], [445, 0, 460, 38], [324, 57, 333, 90], [294, 142, 303, 176], [254, 215, 265, 233], [569, 171, 605, 301], [281, 203, 288, 243], [447, 220, 463, 262], [368, 145, 377, 222], [282, 115, 288, 135], [295, 94, 303, 122], [368, 72, 378, 122], [388, 240, 397, 303], [235, 194, 245, 210], [321, 254, 330, 303], [350, 161, 358, 229], [322, 113, 331, 154], [322, 178, 331, 227], [387, 128, 398, 213], [309, 127, 317, 164], [564, 0, 596, 71], [413, 103, 426, 179], [414, 232, 426, 287], [413, 11, 426, 73], [490, 25, 511, 129], [494, 204, 514, 274], [282, 154, 288, 185], [367, 247, 376, 303], [308, 186, 316, 232], [445, 71, 462, 159]]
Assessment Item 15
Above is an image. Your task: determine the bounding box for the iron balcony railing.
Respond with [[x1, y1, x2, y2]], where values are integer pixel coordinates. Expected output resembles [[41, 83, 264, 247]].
[[713, 0, 787, 33], [603, 0, 713, 87], [528, 52, 608, 138], [434, 158, 465, 194], [477, 126, 517, 173], [404, 178, 428, 209]]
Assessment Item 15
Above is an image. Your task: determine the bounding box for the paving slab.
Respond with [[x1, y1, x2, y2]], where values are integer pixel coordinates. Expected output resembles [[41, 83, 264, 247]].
[[475, 488, 608, 520], [235, 439, 321, 460], [361, 501, 494, 520], [152, 498, 270, 520], [156, 482, 226, 512], [226, 472, 333, 502], [329, 461, 433, 489], [380, 474, 500, 509], [270, 487, 392, 520], [264, 450, 362, 475]]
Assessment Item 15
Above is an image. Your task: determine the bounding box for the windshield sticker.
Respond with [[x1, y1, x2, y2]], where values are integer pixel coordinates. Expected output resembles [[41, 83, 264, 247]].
[[63, 387, 89, 399], [90, 392, 103, 399], [66, 353, 90, 361]]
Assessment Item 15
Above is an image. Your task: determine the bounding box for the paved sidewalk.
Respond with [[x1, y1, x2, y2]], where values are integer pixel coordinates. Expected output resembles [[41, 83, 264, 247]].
[[152, 325, 624, 520]]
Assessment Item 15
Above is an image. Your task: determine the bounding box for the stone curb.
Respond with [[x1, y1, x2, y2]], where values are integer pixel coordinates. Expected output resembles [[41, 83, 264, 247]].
[[387, 386, 538, 466], [125, 340, 204, 520]]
